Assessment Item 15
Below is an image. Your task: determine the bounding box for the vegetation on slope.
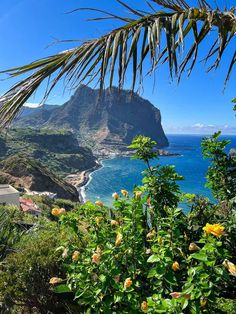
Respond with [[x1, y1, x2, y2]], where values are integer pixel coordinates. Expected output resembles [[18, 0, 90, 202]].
[[0, 128, 97, 176], [0, 134, 235, 313]]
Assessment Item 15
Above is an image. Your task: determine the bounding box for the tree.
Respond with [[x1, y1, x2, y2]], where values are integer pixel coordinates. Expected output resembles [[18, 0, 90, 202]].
[[0, 0, 235, 128]]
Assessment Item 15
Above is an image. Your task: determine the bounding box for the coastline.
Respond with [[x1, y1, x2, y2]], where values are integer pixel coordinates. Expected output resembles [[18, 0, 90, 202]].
[[65, 149, 181, 203], [65, 160, 103, 203]]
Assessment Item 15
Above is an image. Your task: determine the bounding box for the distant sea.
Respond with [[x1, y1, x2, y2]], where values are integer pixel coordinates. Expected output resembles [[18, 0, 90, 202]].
[[83, 134, 236, 208]]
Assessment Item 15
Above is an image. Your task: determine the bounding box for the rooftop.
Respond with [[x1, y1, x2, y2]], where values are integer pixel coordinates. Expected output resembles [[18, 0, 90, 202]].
[[0, 184, 19, 196]]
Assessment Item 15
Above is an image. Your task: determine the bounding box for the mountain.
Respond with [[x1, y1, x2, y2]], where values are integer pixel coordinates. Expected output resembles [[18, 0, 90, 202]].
[[0, 129, 97, 175], [0, 156, 79, 200], [17, 104, 59, 118], [15, 86, 168, 156]]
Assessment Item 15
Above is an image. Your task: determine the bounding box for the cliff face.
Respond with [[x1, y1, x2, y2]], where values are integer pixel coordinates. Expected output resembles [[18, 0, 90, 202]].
[[0, 156, 79, 200], [15, 86, 168, 156]]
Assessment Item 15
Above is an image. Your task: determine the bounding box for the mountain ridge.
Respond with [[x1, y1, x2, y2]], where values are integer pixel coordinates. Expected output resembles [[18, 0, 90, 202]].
[[15, 86, 168, 156]]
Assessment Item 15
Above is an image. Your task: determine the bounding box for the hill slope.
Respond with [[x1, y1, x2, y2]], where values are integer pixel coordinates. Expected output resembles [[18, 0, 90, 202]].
[[0, 156, 79, 200], [15, 86, 168, 156], [0, 129, 97, 175]]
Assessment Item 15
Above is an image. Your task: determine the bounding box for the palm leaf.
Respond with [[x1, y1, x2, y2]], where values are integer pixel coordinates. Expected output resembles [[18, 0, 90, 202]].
[[0, 0, 235, 129]]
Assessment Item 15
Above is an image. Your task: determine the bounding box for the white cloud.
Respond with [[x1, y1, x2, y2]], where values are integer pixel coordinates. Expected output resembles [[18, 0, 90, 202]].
[[164, 123, 236, 135], [23, 103, 41, 108]]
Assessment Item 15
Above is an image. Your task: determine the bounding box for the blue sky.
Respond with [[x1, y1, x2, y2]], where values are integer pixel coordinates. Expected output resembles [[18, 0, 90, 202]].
[[0, 0, 235, 134]]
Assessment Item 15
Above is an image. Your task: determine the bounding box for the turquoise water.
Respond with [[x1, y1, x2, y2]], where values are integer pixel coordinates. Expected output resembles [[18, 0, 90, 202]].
[[84, 135, 236, 207]]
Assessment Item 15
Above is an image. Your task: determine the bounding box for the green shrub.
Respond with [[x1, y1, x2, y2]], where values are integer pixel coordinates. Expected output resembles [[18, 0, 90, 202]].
[[47, 135, 236, 313]]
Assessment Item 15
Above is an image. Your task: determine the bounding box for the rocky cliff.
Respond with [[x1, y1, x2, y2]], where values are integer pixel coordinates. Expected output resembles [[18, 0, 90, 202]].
[[0, 156, 79, 200], [15, 86, 168, 156]]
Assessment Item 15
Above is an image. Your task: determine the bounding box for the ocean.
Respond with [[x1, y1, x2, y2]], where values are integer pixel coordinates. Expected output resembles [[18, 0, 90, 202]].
[[83, 134, 236, 207]]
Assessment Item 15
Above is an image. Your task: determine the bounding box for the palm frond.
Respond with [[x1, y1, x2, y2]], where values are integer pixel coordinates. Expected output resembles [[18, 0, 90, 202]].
[[0, 0, 235, 129]]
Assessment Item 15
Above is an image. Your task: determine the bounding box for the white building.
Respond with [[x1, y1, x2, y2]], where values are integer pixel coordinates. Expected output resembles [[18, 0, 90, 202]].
[[0, 184, 20, 207]]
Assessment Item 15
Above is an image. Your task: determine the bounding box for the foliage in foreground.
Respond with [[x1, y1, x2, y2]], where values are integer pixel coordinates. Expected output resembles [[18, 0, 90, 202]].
[[0, 134, 235, 313]]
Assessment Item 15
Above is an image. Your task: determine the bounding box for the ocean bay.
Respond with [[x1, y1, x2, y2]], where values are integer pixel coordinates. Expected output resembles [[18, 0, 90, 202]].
[[85, 134, 236, 206]]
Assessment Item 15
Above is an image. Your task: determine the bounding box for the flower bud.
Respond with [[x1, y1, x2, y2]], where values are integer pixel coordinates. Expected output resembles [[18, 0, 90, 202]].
[[172, 261, 180, 271], [124, 277, 132, 289], [141, 301, 148, 311], [135, 191, 142, 200], [112, 192, 119, 200], [189, 242, 200, 252], [121, 189, 128, 197], [72, 251, 80, 262], [95, 200, 104, 207]]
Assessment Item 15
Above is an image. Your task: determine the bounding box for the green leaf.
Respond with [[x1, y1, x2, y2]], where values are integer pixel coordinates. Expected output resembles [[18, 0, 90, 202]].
[[191, 252, 208, 262], [54, 284, 72, 294], [147, 254, 160, 263]]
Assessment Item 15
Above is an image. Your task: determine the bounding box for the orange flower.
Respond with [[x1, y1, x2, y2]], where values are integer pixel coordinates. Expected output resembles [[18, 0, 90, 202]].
[[115, 232, 123, 247], [223, 259, 236, 277], [141, 301, 148, 311], [95, 200, 104, 207], [111, 220, 119, 227], [146, 229, 156, 239], [147, 197, 151, 206], [189, 242, 200, 252], [121, 189, 128, 197], [172, 261, 180, 271], [135, 191, 142, 200], [72, 251, 80, 262], [203, 223, 224, 237], [124, 277, 132, 289], [112, 192, 119, 200], [49, 277, 63, 285]]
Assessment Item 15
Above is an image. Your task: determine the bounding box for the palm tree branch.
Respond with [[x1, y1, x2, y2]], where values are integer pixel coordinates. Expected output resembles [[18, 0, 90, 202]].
[[0, 3, 235, 129]]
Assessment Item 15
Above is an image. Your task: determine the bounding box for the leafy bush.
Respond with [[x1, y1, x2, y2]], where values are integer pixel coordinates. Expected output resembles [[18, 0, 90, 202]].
[[47, 135, 236, 313]]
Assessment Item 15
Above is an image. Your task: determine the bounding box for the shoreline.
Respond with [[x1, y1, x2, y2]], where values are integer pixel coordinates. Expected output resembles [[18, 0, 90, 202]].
[[65, 160, 103, 203], [66, 149, 181, 203]]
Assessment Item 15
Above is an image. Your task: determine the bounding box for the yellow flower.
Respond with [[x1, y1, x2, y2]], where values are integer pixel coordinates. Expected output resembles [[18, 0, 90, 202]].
[[135, 191, 142, 200], [124, 277, 132, 289], [121, 189, 129, 197], [115, 232, 123, 247], [51, 208, 62, 216], [112, 192, 119, 200], [223, 259, 236, 277], [146, 229, 156, 239], [72, 250, 80, 262], [95, 216, 103, 225], [51, 208, 66, 216], [141, 301, 148, 311], [111, 220, 119, 227], [172, 261, 180, 271], [203, 223, 224, 237], [95, 200, 104, 207], [188, 242, 200, 252], [49, 277, 63, 285], [62, 248, 68, 259]]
